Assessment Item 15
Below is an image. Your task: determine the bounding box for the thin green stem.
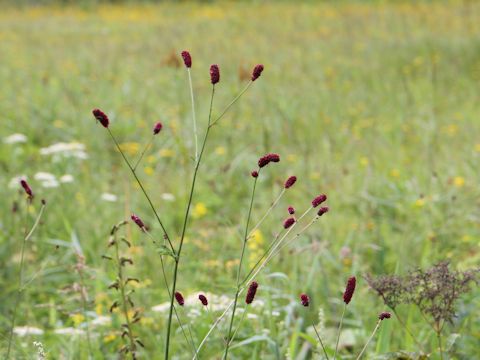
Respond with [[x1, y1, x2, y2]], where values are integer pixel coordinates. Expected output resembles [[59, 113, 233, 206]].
[[187, 68, 198, 162], [246, 188, 285, 241], [437, 331, 444, 360], [312, 322, 330, 360], [132, 135, 154, 172], [209, 81, 252, 128], [333, 304, 346, 360], [242, 208, 313, 286], [77, 263, 93, 359], [355, 320, 381, 360], [143, 231, 197, 358], [107, 128, 174, 252], [165, 85, 216, 360], [6, 200, 45, 360], [224, 177, 258, 360], [229, 306, 248, 347]]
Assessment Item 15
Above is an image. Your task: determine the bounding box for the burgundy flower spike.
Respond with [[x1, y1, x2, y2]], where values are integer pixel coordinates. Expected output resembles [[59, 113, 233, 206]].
[[153, 122, 163, 135], [131, 214, 145, 230], [343, 276, 356, 305], [258, 153, 280, 168], [312, 194, 327, 208], [245, 281, 258, 304], [210, 64, 220, 84], [300, 293, 310, 307], [284, 176, 297, 189], [379, 312, 391, 320], [251, 170, 259, 178], [198, 294, 208, 306], [175, 291, 185, 306], [181, 50, 192, 68], [283, 217, 296, 229], [92, 108, 109, 128], [317, 206, 329, 216], [20, 179, 33, 199], [251, 64, 264, 81]]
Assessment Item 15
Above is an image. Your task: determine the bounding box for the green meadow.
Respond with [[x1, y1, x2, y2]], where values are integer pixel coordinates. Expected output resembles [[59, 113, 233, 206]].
[[1, 1, 479, 358]]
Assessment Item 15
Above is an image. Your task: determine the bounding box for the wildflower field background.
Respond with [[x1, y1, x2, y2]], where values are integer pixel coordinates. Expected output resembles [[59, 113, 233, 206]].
[[1, 1, 479, 359]]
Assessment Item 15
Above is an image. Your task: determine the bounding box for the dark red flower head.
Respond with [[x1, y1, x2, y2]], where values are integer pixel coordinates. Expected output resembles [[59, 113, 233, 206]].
[[379, 312, 391, 320], [210, 64, 220, 84], [343, 276, 356, 305], [284, 176, 297, 189], [251, 170, 259, 178], [130, 214, 145, 230], [181, 51, 192, 68], [312, 194, 327, 208], [92, 108, 109, 128], [288, 206, 295, 215], [300, 293, 310, 307], [283, 217, 296, 229], [175, 291, 185, 306], [20, 179, 33, 198], [153, 122, 163, 135], [245, 281, 258, 304], [251, 64, 264, 81], [258, 153, 280, 168], [198, 294, 208, 306], [317, 206, 329, 217]]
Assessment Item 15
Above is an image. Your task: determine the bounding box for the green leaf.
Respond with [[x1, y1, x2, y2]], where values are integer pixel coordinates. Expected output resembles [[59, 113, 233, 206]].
[[156, 245, 176, 259]]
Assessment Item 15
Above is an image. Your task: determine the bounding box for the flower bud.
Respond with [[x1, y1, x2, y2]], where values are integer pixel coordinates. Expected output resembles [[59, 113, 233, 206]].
[[181, 51, 192, 68]]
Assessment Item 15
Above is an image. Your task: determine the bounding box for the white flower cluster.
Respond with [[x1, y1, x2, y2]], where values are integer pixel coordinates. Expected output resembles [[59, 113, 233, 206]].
[[39, 142, 88, 160]]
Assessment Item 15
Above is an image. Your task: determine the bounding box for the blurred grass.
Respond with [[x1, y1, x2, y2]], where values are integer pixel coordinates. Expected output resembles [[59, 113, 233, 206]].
[[0, 1, 479, 358]]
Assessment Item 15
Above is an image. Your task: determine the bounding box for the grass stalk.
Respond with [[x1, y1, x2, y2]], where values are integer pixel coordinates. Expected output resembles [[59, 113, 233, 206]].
[[107, 128, 175, 252], [224, 176, 258, 359], [164, 85, 216, 360], [333, 304, 346, 360], [355, 320, 381, 360], [6, 200, 46, 359], [312, 322, 329, 360]]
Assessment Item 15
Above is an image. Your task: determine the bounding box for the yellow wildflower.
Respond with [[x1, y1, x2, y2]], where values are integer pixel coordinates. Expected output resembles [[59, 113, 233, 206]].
[[390, 169, 400, 178], [453, 176, 465, 188], [360, 157, 369, 167], [475, 143, 480, 152], [144, 166, 154, 176], [103, 333, 117, 343], [118, 142, 140, 156], [215, 146, 226, 155], [159, 148, 175, 158], [70, 313, 85, 327], [192, 203, 208, 219], [414, 198, 426, 208]]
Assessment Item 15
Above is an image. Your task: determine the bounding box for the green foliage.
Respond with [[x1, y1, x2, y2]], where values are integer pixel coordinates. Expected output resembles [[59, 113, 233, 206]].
[[1, 1, 479, 358]]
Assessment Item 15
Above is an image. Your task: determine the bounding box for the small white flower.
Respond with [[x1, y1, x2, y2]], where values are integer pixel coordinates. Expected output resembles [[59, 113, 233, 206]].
[[41, 180, 60, 188], [4, 133, 27, 144], [161, 193, 175, 202], [34, 172, 56, 182], [34, 172, 59, 188], [40, 142, 88, 160], [101, 193, 118, 202], [13, 326, 44, 336], [91, 315, 111, 327], [59, 174, 74, 183], [54, 327, 85, 335]]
